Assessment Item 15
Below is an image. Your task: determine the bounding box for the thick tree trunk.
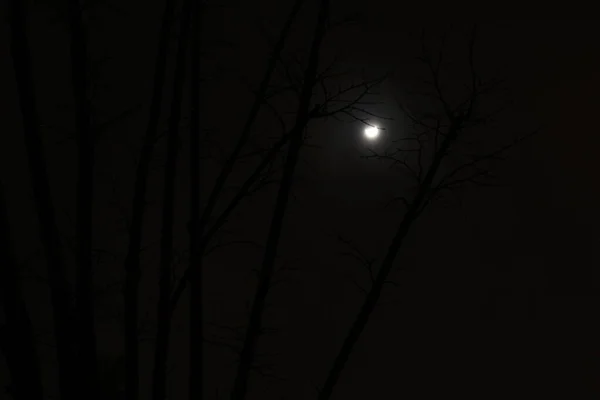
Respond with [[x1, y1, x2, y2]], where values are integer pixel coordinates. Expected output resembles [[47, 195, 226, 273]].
[[318, 119, 462, 400], [9, 0, 76, 399], [0, 182, 44, 400], [123, 0, 178, 398], [67, 0, 98, 395], [229, 1, 330, 399], [151, 0, 193, 398], [188, 0, 203, 398]]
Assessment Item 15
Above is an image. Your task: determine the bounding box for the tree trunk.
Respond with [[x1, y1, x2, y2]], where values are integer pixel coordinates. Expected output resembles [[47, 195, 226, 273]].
[[318, 119, 462, 400], [197, 0, 305, 233], [170, 133, 291, 314], [152, 0, 193, 397], [67, 0, 98, 395], [9, 0, 76, 398], [188, 0, 203, 398], [123, 0, 178, 398], [0, 182, 44, 400], [187, 1, 305, 399], [229, 1, 330, 399], [170, 0, 304, 322]]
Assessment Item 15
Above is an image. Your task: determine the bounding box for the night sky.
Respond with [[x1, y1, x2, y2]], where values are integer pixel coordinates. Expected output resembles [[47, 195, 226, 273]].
[[2, 1, 600, 398]]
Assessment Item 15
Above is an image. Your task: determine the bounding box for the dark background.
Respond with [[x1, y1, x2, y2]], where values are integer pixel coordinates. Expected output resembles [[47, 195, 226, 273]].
[[2, 1, 600, 398]]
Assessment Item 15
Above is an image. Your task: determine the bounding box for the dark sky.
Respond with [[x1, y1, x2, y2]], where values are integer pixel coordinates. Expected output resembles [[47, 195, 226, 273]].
[[2, 0, 600, 398]]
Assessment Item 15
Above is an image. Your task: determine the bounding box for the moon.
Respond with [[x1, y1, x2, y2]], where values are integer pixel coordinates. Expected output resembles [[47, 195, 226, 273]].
[[364, 126, 380, 140]]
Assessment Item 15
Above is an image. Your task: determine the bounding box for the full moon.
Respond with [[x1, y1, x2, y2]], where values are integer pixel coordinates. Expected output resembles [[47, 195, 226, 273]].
[[364, 126, 380, 140]]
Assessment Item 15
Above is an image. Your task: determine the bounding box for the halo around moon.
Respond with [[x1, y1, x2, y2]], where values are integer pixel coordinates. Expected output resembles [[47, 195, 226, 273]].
[[364, 126, 380, 140]]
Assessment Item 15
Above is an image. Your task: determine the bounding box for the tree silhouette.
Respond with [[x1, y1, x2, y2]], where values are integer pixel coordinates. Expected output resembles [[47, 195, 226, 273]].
[[152, 0, 193, 397], [67, 0, 98, 394], [227, 2, 389, 399], [170, 0, 307, 316], [0, 180, 44, 399], [188, 0, 204, 398], [317, 27, 538, 399], [229, 1, 331, 398], [4, 3, 567, 399], [123, 0, 178, 397], [9, 0, 76, 398]]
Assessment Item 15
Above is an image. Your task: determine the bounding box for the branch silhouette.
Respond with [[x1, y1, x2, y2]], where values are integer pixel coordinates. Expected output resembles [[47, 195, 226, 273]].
[[318, 26, 539, 400]]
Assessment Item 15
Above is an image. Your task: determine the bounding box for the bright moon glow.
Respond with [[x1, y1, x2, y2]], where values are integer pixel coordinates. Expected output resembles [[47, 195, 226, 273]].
[[364, 126, 379, 140]]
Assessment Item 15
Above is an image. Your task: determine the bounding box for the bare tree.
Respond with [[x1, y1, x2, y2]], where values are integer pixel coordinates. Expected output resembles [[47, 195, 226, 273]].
[[142, 2, 382, 397], [229, 1, 331, 399], [154, 5, 385, 398], [186, 2, 306, 399], [122, 0, 178, 397], [317, 27, 537, 400], [152, 0, 193, 397], [171, 0, 306, 317], [169, 0, 384, 318], [9, 0, 77, 399], [67, 0, 98, 394], [0, 181, 44, 399]]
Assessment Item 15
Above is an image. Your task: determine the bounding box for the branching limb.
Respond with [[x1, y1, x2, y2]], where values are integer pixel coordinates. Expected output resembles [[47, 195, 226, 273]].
[[430, 128, 540, 199], [337, 234, 376, 292]]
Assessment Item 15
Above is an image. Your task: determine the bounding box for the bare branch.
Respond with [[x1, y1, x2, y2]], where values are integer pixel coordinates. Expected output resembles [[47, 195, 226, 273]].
[[204, 239, 265, 257], [318, 28, 541, 400], [383, 195, 411, 210], [312, 74, 389, 122], [337, 234, 375, 283], [202, 335, 241, 355], [431, 128, 540, 197]]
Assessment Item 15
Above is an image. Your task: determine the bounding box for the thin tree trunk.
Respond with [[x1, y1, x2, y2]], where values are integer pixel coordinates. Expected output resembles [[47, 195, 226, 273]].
[[230, 1, 330, 399], [317, 119, 463, 400], [188, 2, 304, 399], [0, 182, 44, 400], [67, 0, 97, 394], [170, 132, 291, 313], [9, 1, 76, 399], [152, 0, 193, 397], [197, 0, 305, 234], [188, 0, 203, 398], [123, 0, 178, 398], [170, 0, 305, 317]]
